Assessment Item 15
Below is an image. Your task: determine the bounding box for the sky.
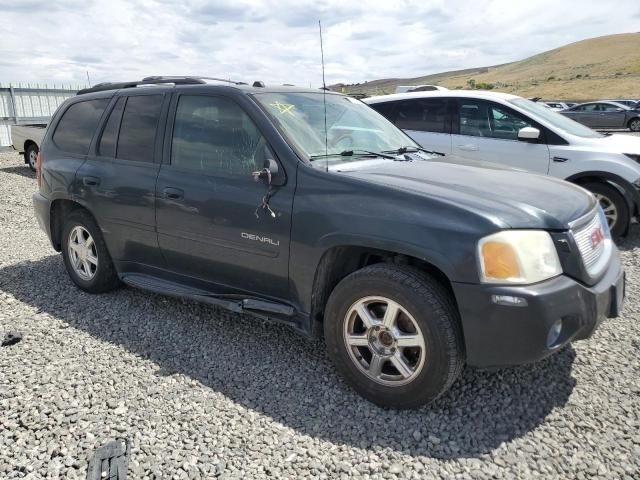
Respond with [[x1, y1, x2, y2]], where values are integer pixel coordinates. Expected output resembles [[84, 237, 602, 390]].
[[1, 0, 639, 88]]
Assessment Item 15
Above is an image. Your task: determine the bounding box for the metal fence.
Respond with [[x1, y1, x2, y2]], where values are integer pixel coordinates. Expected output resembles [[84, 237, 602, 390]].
[[0, 82, 84, 148]]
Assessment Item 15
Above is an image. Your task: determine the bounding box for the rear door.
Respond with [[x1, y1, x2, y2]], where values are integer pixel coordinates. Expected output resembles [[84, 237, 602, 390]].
[[563, 103, 599, 127], [155, 93, 294, 300], [451, 99, 550, 174], [370, 98, 452, 155], [75, 92, 168, 266], [394, 98, 452, 155]]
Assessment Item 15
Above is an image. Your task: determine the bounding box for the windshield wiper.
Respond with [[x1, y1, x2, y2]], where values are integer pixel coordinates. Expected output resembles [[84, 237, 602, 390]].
[[309, 149, 396, 161], [382, 146, 446, 157]]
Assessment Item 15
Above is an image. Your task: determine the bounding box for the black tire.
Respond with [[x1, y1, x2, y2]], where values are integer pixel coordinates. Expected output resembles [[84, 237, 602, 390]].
[[25, 144, 38, 172], [628, 117, 640, 132], [324, 264, 464, 409], [61, 210, 121, 293], [582, 181, 629, 238]]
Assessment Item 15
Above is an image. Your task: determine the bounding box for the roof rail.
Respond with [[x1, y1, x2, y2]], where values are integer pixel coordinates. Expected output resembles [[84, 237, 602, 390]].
[[77, 77, 205, 95], [77, 76, 247, 95], [143, 76, 247, 85]]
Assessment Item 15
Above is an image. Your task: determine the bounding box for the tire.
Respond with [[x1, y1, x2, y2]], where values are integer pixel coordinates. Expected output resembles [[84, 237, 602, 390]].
[[628, 118, 640, 132], [25, 144, 38, 172], [324, 263, 464, 409], [61, 210, 121, 293], [582, 181, 629, 238]]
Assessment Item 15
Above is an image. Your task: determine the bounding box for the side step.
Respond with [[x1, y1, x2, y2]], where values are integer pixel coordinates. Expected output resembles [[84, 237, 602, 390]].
[[121, 274, 294, 318]]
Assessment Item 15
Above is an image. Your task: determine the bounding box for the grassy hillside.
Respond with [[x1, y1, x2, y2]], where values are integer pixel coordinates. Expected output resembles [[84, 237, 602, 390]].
[[336, 33, 640, 101]]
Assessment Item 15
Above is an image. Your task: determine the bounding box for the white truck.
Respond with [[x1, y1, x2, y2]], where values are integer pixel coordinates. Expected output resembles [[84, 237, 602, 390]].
[[11, 124, 47, 171]]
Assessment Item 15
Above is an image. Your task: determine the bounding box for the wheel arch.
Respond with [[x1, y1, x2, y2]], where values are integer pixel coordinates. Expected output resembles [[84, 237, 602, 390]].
[[566, 170, 639, 219], [49, 199, 99, 252], [309, 244, 459, 337]]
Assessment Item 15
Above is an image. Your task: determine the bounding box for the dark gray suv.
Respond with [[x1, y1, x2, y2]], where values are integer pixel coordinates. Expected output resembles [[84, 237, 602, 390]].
[[33, 76, 625, 408]]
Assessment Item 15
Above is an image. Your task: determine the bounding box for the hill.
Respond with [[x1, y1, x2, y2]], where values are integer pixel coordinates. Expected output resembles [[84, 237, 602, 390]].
[[335, 33, 640, 101]]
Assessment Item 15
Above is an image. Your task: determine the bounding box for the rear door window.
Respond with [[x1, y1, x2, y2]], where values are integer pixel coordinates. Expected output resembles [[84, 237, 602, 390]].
[[116, 95, 163, 162], [52, 99, 109, 154], [370, 102, 398, 123], [396, 99, 448, 133]]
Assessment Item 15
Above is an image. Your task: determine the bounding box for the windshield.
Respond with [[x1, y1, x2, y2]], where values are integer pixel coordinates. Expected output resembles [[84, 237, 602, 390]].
[[509, 98, 604, 138], [253, 92, 416, 160]]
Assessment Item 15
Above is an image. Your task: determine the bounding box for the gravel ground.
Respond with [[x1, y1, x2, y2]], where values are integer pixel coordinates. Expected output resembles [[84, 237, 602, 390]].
[[1, 148, 639, 480]]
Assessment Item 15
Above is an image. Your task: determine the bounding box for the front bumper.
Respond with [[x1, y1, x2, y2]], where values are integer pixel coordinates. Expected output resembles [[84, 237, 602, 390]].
[[452, 247, 624, 368]]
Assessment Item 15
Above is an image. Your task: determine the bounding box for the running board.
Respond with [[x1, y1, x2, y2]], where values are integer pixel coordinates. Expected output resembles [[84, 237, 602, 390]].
[[121, 274, 294, 318]]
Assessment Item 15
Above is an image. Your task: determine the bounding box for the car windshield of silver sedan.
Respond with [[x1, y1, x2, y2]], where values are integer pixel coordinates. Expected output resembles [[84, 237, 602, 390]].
[[253, 92, 422, 162]]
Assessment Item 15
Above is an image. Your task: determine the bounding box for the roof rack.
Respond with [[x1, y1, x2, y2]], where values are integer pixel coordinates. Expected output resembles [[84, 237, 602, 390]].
[[77, 76, 247, 95]]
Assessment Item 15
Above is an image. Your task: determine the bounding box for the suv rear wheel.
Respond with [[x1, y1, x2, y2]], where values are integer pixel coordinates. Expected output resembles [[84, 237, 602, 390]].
[[324, 264, 464, 408], [582, 181, 629, 238], [61, 210, 120, 293]]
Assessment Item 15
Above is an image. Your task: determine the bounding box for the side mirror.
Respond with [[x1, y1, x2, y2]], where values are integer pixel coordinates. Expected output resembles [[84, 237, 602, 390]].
[[614, 108, 624, 112], [252, 158, 280, 184], [518, 127, 540, 142]]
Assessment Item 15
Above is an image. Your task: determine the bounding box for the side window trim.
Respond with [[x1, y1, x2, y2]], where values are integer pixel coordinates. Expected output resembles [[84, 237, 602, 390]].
[[94, 96, 125, 158]]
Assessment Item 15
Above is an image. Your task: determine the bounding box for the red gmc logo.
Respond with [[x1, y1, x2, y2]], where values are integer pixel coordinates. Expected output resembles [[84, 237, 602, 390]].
[[590, 227, 605, 250]]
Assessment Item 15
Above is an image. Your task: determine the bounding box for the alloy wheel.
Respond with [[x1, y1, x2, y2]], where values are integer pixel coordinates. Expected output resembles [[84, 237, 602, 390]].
[[593, 193, 618, 230], [68, 226, 98, 281], [343, 296, 426, 386]]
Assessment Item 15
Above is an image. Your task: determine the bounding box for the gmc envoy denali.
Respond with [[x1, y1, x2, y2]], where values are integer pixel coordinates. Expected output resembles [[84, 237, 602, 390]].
[[33, 76, 625, 408]]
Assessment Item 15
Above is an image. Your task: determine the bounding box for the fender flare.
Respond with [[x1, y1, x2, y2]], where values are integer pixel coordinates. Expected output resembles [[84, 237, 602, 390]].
[[313, 232, 457, 280], [565, 170, 639, 219]]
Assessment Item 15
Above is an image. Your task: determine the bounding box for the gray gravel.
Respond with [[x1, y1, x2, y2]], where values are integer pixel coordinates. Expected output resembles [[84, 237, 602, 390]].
[[1, 148, 639, 480]]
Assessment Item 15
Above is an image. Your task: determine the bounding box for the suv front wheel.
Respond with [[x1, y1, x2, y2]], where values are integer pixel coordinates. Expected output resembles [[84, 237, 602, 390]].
[[324, 264, 464, 408], [61, 210, 121, 293]]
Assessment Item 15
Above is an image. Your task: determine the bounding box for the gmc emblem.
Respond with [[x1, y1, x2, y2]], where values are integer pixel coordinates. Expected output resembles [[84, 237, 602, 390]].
[[590, 227, 605, 250]]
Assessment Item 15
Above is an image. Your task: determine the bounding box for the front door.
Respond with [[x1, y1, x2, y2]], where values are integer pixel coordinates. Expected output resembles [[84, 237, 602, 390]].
[[451, 99, 550, 174], [76, 92, 167, 266], [155, 94, 294, 300]]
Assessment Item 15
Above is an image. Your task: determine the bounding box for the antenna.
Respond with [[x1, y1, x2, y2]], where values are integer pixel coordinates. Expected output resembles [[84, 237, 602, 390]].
[[319, 20, 328, 173]]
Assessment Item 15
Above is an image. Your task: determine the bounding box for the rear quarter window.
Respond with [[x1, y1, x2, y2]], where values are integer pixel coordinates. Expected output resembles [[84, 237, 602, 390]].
[[52, 99, 109, 154]]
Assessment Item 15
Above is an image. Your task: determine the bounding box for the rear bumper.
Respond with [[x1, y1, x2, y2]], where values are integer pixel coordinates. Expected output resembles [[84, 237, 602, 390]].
[[32, 192, 51, 240], [452, 247, 624, 368]]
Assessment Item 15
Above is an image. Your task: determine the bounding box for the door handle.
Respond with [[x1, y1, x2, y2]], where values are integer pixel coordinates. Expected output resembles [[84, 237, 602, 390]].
[[458, 144, 478, 151], [163, 187, 184, 200], [82, 176, 100, 186]]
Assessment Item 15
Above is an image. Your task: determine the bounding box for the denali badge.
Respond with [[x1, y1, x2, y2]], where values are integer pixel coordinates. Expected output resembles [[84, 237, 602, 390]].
[[590, 226, 604, 250], [241, 232, 280, 247]]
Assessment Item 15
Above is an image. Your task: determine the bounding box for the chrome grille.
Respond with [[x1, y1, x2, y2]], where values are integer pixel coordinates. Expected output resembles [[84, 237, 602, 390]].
[[572, 212, 606, 274]]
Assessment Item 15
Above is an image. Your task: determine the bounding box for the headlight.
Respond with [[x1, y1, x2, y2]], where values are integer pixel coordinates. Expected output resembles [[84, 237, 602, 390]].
[[624, 153, 640, 163], [478, 230, 562, 284]]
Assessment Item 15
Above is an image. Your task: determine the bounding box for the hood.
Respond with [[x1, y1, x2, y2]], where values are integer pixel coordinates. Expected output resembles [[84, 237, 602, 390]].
[[333, 159, 595, 229], [579, 133, 640, 153]]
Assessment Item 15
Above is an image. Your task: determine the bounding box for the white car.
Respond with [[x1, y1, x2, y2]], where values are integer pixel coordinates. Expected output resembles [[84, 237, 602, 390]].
[[10, 124, 46, 171], [365, 90, 640, 237]]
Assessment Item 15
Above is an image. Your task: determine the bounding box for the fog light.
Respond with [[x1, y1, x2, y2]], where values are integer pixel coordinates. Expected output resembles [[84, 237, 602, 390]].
[[547, 319, 563, 347]]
